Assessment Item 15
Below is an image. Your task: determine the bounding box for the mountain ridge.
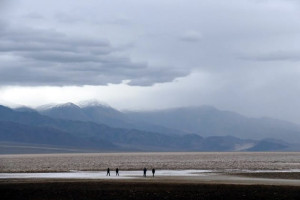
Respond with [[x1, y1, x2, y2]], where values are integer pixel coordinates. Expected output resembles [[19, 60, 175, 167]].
[[12, 102, 300, 143], [125, 106, 300, 143], [0, 103, 299, 153], [14, 102, 300, 143]]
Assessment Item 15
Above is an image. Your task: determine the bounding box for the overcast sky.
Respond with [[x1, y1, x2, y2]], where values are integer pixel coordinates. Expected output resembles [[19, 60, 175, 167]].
[[1, 0, 300, 123]]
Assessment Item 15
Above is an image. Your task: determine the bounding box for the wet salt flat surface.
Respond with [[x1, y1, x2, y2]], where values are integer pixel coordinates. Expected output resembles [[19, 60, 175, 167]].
[[1, 169, 300, 180], [1, 152, 300, 173], [0, 170, 214, 179], [2, 169, 300, 187]]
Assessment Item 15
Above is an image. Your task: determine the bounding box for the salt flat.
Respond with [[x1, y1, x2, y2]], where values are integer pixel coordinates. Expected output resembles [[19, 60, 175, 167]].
[[1, 152, 300, 173], [0, 170, 214, 179], [1, 169, 300, 186], [1, 152, 300, 186]]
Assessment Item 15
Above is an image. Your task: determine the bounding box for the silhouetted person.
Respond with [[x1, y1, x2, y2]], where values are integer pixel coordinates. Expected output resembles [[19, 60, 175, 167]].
[[116, 168, 119, 176], [152, 168, 155, 177], [143, 168, 147, 177], [106, 168, 110, 176]]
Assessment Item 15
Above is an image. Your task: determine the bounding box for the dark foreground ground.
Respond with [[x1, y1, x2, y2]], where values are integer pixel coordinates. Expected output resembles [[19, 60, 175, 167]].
[[234, 172, 300, 179], [1, 179, 300, 200]]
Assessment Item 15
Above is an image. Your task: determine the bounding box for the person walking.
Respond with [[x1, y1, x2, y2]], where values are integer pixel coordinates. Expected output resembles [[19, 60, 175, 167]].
[[152, 168, 155, 177], [106, 168, 110, 176], [116, 168, 119, 176], [143, 168, 147, 177]]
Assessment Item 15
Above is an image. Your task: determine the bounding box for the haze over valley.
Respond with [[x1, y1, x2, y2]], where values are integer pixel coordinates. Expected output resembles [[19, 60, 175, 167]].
[[1, 101, 299, 153]]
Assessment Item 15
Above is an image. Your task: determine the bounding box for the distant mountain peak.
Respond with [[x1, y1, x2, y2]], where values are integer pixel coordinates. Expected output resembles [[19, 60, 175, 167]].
[[54, 102, 80, 109], [36, 103, 57, 111], [78, 100, 111, 108], [37, 102, 80, 111], [14, 106, 37, 113]]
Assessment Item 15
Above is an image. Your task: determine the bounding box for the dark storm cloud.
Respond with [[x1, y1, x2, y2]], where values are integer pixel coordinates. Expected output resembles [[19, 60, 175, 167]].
[[0, 24, 189, 86]]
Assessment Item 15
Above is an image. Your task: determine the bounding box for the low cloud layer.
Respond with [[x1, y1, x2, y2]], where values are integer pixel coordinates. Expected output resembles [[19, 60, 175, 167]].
[[0, 22, 188, 86]]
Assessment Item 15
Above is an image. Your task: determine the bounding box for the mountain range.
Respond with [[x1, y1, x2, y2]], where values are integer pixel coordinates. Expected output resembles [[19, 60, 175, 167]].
[[126, 106, 300, 143], [0, 102, 299, 153]]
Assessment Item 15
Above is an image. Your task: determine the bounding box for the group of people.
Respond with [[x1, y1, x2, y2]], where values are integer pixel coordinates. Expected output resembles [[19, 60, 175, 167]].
[[143, 167, 155, 177], [106, 167, 156, 177], [106, 168, 119, 176]]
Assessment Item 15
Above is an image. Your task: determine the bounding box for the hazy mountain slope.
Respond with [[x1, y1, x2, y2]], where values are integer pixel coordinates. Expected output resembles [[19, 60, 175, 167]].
[[38, 102, 186, 135], [0, 104, 294, 152], [1, 105, 192, 151], [0, 142, 100, 154], [2, 105, 182, 151], [126, 106, 300, 143], [246, 139, 289, 151], [80, 103, 133, 128], [0, 121, 113, 149], [15, 106, 38, 113], [38, 103, 90, 121]]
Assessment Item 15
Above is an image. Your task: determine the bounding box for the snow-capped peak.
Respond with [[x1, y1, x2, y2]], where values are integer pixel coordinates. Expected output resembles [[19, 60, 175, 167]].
[[55, 102, 79, 108], [78, 99, 111, 108], [36, 102, 79, 111]]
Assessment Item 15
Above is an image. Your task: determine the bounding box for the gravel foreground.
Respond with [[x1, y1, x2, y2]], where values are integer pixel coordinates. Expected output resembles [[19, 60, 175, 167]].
[[1, 179, 300, 200], [233, 172, 300, 179]]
